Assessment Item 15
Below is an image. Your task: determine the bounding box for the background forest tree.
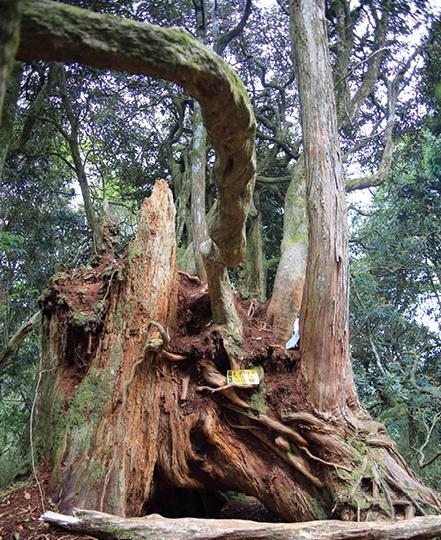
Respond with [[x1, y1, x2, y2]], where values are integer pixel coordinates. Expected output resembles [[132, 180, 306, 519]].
[[1, 0, 441, 525]]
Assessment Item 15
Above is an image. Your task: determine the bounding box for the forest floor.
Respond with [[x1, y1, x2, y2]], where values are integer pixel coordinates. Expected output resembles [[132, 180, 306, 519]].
[[1, 271, 296, 539]]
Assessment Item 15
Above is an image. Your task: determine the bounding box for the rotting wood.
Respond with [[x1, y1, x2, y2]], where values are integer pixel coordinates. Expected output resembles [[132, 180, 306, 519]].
[[41, 509, 441, 540]]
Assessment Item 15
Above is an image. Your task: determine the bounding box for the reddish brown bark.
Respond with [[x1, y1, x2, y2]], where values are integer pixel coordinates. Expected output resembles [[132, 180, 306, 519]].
[[290, 0, 360, 419]]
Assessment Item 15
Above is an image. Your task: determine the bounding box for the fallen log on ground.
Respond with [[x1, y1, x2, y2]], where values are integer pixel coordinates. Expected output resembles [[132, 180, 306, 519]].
[[42, 509, 441, 540]]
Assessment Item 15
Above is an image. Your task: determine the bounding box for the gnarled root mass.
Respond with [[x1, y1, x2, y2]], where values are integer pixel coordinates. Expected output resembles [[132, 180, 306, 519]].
[[168, 272, 441, 523], [35, 182, 441, 524]]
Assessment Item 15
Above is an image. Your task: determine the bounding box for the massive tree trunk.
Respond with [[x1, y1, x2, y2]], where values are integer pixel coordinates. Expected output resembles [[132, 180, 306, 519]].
[[9, 0, 441, 529], [35, 180, 318, 520], [290, 0, 357, 419], [34, 177, 441, 524]]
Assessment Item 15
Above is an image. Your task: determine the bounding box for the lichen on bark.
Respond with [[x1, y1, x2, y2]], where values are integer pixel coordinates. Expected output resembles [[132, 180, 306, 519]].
[[267, 155, 308, 343]]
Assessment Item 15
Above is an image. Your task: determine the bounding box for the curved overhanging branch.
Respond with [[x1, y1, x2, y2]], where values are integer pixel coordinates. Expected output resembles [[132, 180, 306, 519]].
[[16, 0, 256, 332]]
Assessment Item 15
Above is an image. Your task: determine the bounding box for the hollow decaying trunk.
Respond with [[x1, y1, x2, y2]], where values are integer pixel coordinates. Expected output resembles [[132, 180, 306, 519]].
[[36, 180, 180, 515], [35, 181, 315, 520]]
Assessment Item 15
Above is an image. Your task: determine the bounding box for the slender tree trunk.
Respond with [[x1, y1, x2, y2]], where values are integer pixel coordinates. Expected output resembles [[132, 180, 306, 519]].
[[190, 1, 209, 280], [57, 64, 118, 260], [267, 155, 307, 343], [268, 0, 394, 342], [191, 101, 209, 280]]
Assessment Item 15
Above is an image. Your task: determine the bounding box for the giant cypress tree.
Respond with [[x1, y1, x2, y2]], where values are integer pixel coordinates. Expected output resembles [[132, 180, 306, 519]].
[[2, 0, 441, 537]]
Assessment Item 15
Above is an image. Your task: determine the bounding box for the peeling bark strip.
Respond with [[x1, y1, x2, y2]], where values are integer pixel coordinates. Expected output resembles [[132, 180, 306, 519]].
[[16, 0, 256, 268], [42, 510, 441, 540]]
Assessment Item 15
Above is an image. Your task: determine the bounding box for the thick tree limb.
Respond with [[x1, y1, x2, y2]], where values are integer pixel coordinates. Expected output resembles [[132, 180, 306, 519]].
[[0, 311, 41, 368], [17, 0, 256, 268], [42, 509, 441, 540]]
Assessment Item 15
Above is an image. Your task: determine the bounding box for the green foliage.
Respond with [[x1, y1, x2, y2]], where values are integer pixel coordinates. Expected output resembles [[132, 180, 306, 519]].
[[0, 334, 38, 486], [0, 232, 25, 255], [350, 130, 441, 489]]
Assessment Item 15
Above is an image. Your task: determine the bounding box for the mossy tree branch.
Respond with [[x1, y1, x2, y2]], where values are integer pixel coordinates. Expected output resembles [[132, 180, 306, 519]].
[[16, 0, 256, 329]]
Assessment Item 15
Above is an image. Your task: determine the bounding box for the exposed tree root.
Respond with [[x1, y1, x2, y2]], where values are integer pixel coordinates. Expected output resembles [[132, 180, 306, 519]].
[[331, 443, 441, 521], [198, 358, 250, 408]]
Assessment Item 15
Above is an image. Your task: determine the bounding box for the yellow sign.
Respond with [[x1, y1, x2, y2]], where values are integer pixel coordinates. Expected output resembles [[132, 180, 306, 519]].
[[227, 369, 260, 386]]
